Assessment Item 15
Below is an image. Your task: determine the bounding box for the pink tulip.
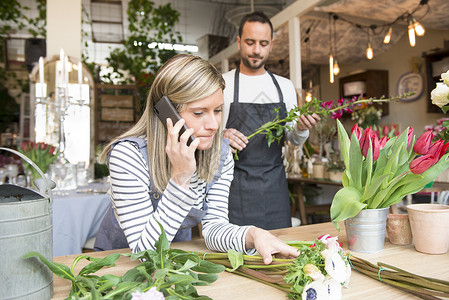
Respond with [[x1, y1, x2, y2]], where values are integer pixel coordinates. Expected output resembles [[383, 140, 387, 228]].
[[410, 154, 438, 174], [413, 130, 433, 155], [351, 124, 361, 140], [22, 141, 27, 151], [427, 140, 444, 158], [407, 127, 414, 148], [441, 142, 449, 159], [360, 127, 380, 161], [379, 136, 389, 149], [382, 125, 389, 137]]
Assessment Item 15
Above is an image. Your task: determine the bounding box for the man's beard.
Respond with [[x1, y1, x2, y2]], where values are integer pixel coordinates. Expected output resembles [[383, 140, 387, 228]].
[[241, 56, 267, 70]]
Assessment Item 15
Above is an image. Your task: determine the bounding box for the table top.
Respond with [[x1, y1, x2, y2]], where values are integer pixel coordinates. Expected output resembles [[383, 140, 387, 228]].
[[52, 222, 449, 300]]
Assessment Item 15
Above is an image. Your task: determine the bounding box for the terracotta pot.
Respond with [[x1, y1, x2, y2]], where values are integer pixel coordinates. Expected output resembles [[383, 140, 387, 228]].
[[407, 204, 449, 254], [386, 214, 412, 245]]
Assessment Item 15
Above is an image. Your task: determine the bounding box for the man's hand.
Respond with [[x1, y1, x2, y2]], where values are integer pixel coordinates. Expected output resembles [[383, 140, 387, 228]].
[[296, 113, 321, 131], [223, 128, 248, 154], [245, 227, 300, 265]]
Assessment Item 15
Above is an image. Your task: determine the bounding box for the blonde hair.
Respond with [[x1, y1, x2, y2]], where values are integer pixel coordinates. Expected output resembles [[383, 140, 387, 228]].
[[100, 54, 226, 192]]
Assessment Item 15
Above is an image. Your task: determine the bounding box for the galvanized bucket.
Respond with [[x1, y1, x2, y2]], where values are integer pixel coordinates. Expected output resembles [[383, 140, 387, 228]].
[[344, 207, 389, 253], [0, 147, 54, 300]]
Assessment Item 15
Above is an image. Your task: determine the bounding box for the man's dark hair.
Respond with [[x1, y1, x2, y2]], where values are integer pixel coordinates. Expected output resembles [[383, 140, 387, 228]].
[[238, 11, 273, 39]]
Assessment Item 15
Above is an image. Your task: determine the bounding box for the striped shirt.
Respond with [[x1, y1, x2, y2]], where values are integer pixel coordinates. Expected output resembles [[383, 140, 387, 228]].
[[108, 140, 256, 254]]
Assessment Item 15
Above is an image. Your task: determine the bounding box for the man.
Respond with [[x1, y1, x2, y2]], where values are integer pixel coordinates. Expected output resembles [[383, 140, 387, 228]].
[[222, 11, 320, 230]]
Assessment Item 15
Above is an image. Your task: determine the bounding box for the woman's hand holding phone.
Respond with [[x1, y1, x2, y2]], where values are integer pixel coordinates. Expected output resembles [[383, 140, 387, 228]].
[[165, 118, 200, 189]]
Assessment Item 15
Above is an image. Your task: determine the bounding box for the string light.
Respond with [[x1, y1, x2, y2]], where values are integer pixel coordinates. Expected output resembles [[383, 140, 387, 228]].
[[408, 16, 416, 47], [332, 15, 340, 76], [366, 42, 373, 60], [383, 27, 392, 44], [411, 15, 425, 36]]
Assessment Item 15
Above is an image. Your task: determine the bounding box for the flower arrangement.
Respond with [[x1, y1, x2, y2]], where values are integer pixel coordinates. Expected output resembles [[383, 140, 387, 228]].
[[196, 234, 351, 300], [330, 119, 449, 230], [17, 141, 58, 181], [351, 102, 383, 129]]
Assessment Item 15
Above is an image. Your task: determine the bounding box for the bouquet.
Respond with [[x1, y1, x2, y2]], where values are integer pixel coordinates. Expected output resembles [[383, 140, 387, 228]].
[[330, 119, 449, 230], [18, 141, 58, 181], [196, 235, 351, 300]]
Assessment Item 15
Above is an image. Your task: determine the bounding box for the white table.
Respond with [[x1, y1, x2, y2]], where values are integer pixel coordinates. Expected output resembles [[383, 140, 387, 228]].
[[52, 182, 110, 257]]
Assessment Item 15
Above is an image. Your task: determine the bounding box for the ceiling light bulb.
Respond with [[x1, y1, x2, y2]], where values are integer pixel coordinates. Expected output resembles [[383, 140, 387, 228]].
[[383, 27, 392, 44], [408, 24, 416, 47], [329, 53, 334, 83], [366, 42, 373, 60], [414, 21, 425, 36], [305, 91, 313, 103], [333, 61, 340, 75]]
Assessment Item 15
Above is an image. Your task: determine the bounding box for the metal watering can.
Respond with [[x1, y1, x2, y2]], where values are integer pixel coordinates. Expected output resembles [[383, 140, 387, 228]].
[[0, 147, 55, 300]]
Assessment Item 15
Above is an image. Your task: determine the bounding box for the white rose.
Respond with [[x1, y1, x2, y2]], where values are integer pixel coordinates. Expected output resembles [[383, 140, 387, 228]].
[[431, 82, 449, 108], [441, 70, 449, 86]]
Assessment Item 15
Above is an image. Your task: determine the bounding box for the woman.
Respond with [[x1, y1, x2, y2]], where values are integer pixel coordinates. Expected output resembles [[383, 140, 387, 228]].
[[94, 54, 298, 264]]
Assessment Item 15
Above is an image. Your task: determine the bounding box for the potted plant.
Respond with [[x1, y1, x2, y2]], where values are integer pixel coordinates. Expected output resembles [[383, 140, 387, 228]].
[[325, 151, 345, 182], [330, 119, 449, 252]]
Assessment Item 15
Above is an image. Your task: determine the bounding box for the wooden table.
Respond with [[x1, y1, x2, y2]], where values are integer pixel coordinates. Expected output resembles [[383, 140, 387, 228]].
[[52, 222, 449, 300]]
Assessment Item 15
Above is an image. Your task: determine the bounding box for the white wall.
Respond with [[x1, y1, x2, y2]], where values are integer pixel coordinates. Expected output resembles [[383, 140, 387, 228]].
[[320, 28, 449, 136]]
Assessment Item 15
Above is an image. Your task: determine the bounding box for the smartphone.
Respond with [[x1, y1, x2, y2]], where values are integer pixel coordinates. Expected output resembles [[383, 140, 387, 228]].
[[153, 95, 195, 146]]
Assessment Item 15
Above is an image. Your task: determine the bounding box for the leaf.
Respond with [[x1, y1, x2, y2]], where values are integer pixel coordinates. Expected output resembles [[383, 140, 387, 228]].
[[227, 249, 244, 271], [331, 187, 366, 231], [191, 260, 225, 274], [97, 274, 121, 293], [337, 120, 350, 169], [194, 273, 219, 286], [166, 273, 195, 285], [155, 222, 169, 268], [79, 253, 121, 275], [74, 276, 102, 299], [359, 173, 389, 204], [349, 134, 363, 190], [177, 259, 198, 272], [23, 252, 75, 281]]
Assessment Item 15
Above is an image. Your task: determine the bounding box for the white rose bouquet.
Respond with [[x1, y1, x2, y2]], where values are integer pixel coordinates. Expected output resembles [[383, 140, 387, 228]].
[[431, 70, 449, 112], [431, 70, 449, 141]]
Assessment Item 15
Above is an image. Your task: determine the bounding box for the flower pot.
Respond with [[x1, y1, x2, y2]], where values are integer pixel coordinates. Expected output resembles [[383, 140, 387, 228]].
[[328, 170, 343, 182], [344, 207, 389, 253], [386, 214, 412, 245], [407, 204, 449, 254], [312, 162, 326, 180]]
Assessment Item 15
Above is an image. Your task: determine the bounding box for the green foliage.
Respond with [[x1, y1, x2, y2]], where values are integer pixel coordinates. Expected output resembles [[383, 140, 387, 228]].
[[103, 0, 183, 112], [24, 223, 225, 299]]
